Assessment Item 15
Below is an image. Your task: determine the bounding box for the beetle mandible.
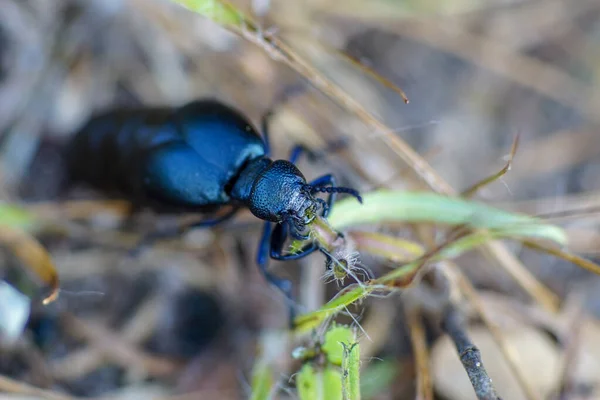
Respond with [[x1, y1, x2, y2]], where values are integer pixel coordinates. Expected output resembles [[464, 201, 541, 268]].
[[65, 98, 362, 319]]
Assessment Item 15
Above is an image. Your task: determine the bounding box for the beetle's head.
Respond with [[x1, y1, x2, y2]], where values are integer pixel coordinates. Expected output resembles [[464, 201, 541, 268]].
[[248, 160, 361, 239]]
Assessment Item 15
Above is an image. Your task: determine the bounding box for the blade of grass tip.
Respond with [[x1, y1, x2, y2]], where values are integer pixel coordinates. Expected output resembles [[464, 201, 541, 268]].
[[406, 309, 433, 400], [0, 226, 59, 305], [461, 133, 520, 198], [322, 44, 409, 103]]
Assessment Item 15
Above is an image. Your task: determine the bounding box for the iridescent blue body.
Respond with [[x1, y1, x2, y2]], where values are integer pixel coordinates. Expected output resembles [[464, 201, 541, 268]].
[[66, 98, 361, 324]]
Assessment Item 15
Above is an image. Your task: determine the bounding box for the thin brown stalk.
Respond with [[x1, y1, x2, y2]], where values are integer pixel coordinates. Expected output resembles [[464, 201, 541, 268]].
[[461, 134, 519, 198], [406, 308, 433, 400], [523, 240, 600, 276]]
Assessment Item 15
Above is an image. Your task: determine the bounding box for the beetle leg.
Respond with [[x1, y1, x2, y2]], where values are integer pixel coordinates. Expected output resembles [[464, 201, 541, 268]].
[[288, 145, 311, 164], [270, 219, 319, 261], [288, 218, 311, 241], [256, 220, 299, 326]]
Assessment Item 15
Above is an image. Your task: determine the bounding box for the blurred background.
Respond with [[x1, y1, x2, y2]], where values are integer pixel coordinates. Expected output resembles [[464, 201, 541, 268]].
[[1, 0, 600, 399]]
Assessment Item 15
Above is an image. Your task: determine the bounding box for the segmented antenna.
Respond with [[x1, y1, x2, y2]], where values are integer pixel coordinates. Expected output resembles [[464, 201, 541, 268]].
[[306, 185, 363, 203]]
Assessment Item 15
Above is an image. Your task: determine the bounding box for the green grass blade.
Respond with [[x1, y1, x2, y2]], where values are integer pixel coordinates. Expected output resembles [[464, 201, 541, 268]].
[[328, 191, 566, 245], [294, 285, 375, 332]]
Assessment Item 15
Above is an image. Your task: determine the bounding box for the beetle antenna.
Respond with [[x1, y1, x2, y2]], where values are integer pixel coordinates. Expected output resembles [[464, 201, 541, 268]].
[[307, 185, 363, 203]]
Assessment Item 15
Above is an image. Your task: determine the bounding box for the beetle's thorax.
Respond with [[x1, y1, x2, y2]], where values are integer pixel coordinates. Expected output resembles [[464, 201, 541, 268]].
[[230, 158, 317, 225]]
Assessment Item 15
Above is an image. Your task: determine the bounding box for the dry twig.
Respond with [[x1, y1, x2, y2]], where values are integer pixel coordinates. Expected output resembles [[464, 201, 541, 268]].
[[441, 304, 500, 400]]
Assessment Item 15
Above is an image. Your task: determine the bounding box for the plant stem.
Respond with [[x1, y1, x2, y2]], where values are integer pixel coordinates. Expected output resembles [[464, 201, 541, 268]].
[[441, 305, 501, 400]]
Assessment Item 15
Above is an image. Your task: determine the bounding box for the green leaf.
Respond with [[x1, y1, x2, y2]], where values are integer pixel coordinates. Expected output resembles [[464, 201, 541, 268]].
[[328, 191, 566, 245]]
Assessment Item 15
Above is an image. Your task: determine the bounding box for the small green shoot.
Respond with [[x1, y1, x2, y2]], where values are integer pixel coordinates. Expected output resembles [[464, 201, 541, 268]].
[[341, 342, 361, 400]]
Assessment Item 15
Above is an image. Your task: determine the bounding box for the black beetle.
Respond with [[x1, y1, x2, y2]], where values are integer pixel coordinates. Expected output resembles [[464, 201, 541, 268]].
[[65, 98, 362, 319]]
